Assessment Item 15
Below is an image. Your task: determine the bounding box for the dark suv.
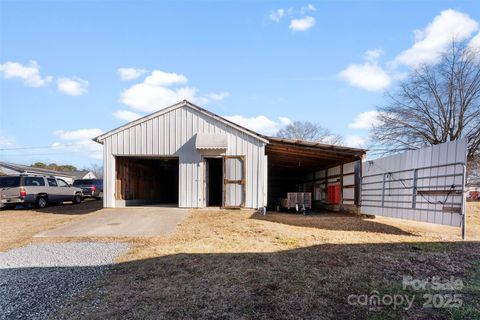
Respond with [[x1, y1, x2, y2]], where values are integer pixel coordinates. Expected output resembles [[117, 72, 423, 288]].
[[72, 179, 103, 199]]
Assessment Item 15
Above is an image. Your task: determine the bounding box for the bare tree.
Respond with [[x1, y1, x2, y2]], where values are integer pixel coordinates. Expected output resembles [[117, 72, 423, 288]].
[[371, 41, 480, 164], [87, 163, 104, 179], [467, 155, 480, 184], [276, 121, 344, 145]]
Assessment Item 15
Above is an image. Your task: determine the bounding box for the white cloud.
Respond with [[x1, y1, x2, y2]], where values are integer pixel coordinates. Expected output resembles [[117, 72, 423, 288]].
[[364, 49, 383, 63], [469, 32, 480, 51], [57, 77, 89, 96], [339, 49, 391, 91], [279, 117, 292, 126], [113, 110, 142, 122], [301, 4, 316, 13], [223, 115, 291, 135], [205, 92, 230, 101], [54, 128, 103, 141], [120, 69, 228, 112], [339, 54, 391, 92], [121, 83, 198, 112], [348, 110, 382, 129], [339, 10, 480, 92], [0, 60, 52, 87], [289, 16, 315, 31], [269, 5, 316, 31], [0, 135, 13, 147], [144, 70, 188, 86], [344, 135, 368, 148], [394, 9, 479, 67], [269, 8, 285, 22], [118, 67, 147, 81], [52, 128, 103, 159]]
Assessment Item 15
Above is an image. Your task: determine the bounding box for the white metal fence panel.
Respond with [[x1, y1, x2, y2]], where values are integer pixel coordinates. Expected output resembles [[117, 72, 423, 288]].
[[361, 139, 467, 227]]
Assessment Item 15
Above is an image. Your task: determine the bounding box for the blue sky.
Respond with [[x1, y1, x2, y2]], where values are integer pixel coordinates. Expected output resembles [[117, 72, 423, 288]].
[[1, 0, 479, 168]]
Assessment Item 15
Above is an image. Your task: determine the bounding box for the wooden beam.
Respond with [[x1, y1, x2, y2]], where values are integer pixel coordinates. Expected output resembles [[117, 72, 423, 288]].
[[267, 145, 354, 161], [267, 142, 364, 157], [269, 157, 332, 166]]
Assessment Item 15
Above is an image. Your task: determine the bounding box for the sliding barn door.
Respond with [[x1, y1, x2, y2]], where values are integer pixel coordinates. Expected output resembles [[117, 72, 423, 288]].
[[224, 156, 245, 208]]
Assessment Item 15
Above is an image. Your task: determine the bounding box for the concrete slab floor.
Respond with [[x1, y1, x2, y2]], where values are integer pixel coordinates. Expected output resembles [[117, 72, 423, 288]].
[[35, 206, 189, 237]]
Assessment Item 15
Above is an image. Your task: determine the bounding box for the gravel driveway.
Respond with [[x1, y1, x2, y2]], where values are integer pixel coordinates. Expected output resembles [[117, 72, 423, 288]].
[[0, 242, 128, 320]]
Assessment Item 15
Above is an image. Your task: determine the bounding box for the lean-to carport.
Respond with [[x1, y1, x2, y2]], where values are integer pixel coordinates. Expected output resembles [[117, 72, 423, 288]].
[[264, 137, 366, 212]]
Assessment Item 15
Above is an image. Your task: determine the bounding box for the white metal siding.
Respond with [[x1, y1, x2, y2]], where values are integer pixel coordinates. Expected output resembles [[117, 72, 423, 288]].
[[361, 139, 467, 227], [101, 105, 267, 209]]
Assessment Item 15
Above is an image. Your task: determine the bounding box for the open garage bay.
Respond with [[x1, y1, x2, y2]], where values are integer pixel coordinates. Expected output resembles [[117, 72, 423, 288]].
[[115, 157, 179, 207]]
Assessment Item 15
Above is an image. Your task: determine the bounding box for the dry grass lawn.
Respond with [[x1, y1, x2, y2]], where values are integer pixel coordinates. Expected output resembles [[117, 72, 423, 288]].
[[48, 203, 480, 320], [2, 201, 479, 318], [117, 203, 480, 263]]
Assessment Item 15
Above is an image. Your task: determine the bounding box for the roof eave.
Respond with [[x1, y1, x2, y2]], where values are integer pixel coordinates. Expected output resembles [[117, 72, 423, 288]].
[[94, 100, 269, 144], [265, 136, 367, 157]]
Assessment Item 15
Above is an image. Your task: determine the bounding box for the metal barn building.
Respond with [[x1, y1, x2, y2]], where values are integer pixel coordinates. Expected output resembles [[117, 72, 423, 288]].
[[95, 100, 366, 210]]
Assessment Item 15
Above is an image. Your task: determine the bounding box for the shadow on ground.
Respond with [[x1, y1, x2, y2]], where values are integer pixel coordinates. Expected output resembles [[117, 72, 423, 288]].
[[1, 264, 110, 319], [12, 241, 473, 319], [2, 198, 103, 215], [251, 211, 415, 236]]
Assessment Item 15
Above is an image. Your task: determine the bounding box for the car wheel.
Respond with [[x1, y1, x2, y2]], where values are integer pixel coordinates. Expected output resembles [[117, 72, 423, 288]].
[[36, 196, 48, 209], [73, 194, 82, 204]]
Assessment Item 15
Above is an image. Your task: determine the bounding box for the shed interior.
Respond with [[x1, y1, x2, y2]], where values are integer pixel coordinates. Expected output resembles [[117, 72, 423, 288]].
[[115, 157, 179, 206], [265, 137, 365, 210], [205, 157, 223, 206]]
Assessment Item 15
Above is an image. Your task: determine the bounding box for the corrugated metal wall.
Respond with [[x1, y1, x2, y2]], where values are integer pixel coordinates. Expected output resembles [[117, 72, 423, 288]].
[[100, 105, 267, 209], [361, 139, 467, 227]]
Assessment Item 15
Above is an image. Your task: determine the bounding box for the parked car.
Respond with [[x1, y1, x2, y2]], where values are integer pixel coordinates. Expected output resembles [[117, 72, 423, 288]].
[[72, 179, 103, 199], [0, 174, 84, 209]]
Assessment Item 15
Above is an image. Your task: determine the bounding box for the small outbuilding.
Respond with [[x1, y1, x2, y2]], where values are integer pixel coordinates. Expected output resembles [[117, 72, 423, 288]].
[[95, 100, 365, 210]]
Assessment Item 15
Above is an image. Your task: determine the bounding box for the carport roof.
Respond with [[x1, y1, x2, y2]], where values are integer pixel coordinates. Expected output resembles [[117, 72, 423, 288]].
[[265, 136, 366, 172]]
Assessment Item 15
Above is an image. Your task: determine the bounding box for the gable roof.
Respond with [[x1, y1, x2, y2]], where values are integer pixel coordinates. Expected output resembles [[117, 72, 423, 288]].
[[94, 100, 269, 144]]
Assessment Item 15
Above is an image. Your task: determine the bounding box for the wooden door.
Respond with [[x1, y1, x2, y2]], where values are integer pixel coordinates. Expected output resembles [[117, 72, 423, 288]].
[[223, 156, 245, 208]]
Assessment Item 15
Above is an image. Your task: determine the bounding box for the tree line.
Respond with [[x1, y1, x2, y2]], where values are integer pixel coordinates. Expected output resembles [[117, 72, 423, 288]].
[[31, 162, 103, 178]]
